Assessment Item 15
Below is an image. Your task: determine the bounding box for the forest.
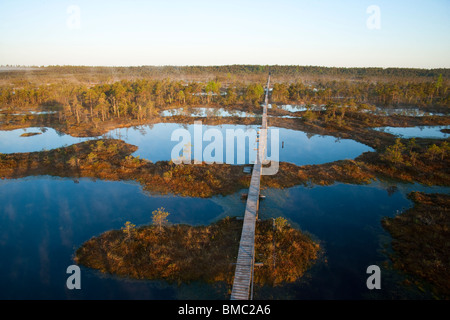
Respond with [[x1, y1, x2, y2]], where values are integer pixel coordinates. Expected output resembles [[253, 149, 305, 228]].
[[2, 64, 449, 80], [0, 66, 448, 128]]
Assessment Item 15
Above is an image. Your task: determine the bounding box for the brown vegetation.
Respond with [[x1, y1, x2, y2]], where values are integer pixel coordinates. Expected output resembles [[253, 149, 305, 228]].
[[20, 132, 42, 137], [75, 216, 320, 286], [1, 132, 449, 200], [1, 65, 449, 139], [382, 192, 450, 299], [0, 139, 249, 197], [261, 136, 450, 189], [1, 67, 449, 192]]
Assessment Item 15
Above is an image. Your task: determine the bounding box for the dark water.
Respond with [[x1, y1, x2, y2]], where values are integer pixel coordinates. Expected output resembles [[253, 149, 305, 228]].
[[256, 182, 450, 299], [0, 176, 234, 299], [0, 175, 448, 300]]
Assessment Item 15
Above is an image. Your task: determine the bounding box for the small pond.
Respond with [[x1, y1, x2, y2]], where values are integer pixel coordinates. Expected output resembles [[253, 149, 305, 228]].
[[1, 124, 373, 166], [373, 125, 450, 139]]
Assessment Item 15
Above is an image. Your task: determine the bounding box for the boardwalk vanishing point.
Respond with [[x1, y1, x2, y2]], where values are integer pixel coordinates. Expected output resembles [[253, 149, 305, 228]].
[[230, 74, 271, 300]]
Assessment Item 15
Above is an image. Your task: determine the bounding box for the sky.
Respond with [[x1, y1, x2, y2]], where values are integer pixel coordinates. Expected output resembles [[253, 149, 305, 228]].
[[0, 0, 449, 68]]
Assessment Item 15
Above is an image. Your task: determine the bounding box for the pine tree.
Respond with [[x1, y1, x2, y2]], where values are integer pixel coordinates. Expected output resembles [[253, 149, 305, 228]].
[[152, 207, 170, 232]]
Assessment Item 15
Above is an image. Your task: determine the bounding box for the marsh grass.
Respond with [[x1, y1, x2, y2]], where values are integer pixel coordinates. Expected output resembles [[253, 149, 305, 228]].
[[75, 217, 321, 286], [382, 192, 450, 299]]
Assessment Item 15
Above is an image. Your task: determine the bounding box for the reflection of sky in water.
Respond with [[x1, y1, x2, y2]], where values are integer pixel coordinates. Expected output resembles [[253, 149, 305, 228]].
[[256, 181, 450, 299], [11, 111, 58, 115], [373, 108, 445, 117], [1, 176, 448, 299], [279, 104, 307, 112], [0, 176, 228, 299], [374, 125, 449, 139], [0, 127, 93, 153], [0, 124, 372, 165], [107, 124, 373, 166], [277, 104, 325, 112], [160, 107, 257, 118], [277, 105, 447, 117]]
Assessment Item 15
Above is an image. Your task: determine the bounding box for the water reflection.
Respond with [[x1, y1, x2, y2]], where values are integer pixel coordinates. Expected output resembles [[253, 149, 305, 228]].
[[1, 176, 447, 299], [1, 124, 373, 166], [373, 125, 450, 139], [0, 176, 229, 299], [0, 127, 92, 153], [105, 124, 373, 166], [256, 181, 450, 299], [160, 107, 258, 118], [372, 107, 446, 117], [276, 104, 325, 112], [277, 105, 447, 117]]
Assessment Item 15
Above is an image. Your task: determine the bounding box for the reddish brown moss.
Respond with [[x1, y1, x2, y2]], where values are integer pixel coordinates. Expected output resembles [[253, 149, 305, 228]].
[[75, 217, 320, 286], [382, 192, 450, 299]]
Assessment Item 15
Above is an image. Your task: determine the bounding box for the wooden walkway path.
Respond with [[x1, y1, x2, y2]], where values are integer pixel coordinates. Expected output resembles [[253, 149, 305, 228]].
[[230, 74, 270, 300]]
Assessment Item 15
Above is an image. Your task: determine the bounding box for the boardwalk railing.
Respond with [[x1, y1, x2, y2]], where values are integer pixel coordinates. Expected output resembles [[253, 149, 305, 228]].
[[230, 74, 270, 300]]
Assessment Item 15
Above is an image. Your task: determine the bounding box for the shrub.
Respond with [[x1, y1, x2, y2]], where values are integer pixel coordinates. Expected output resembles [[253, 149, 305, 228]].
[[152, 207, 170, 232], [382, 138, 405, 165]]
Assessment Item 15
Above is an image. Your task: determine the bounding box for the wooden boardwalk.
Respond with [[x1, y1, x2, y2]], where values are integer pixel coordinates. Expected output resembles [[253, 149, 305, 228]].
[[230, 74, 270, 300]]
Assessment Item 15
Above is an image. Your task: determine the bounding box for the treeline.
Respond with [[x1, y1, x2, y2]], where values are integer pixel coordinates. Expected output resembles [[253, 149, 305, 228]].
[[0, 79, 267, 124], [2, 65, 449, 80], [272, 75, 449, 107], [0, 75, 448, 126]]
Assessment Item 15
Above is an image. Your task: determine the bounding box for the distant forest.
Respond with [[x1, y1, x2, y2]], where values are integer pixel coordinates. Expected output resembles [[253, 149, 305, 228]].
[[0, 65, 448, 126], [1, 64, 449, 81]]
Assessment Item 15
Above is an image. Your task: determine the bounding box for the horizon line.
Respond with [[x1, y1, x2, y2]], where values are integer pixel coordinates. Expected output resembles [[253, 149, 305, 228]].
[[1, 64, 449, 71]]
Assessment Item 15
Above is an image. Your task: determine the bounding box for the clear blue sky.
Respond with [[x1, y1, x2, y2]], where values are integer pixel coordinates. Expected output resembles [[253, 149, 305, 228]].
[[0, 0, 449, 68]]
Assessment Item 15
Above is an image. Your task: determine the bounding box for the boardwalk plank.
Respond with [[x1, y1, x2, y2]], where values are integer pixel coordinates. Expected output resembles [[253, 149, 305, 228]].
[[230, 75, 270, 300]]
